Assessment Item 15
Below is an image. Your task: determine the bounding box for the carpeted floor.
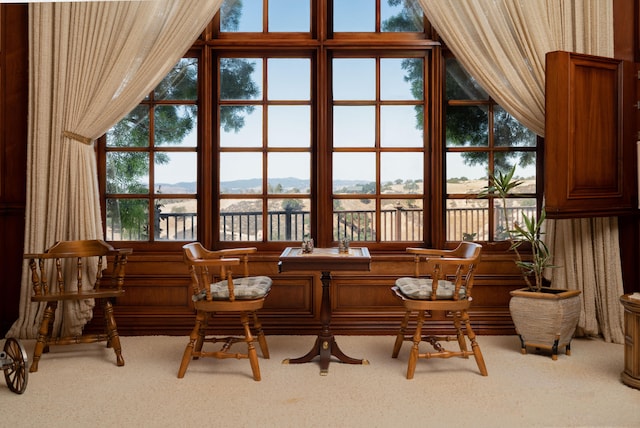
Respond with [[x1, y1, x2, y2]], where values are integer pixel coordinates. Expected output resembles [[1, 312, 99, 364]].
[[1, 335, 638, 427]]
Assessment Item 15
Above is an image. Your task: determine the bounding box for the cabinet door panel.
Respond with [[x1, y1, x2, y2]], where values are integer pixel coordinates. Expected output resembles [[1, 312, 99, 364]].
[[545, 51, 636, 218]]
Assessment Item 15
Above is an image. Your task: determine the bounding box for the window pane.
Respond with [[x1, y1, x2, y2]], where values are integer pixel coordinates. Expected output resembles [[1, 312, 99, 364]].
[[268, 198, 310, 241], [269, 0, 310, 32], [333, 58, 375, 100], [333, 0, 375, 32], [333, 153, 376, 194], [495, 152, 537, 194], [380, 105, 423, 147], [268, 58, 310, 100], [446, 152, 488, 194], [106, 105, 149, 147], [107, 152, 149, 194], [380, 58, 422, 100], [445, 58, 488, 99], [445, 105, 488, 147], [220, 105, 263, 147], [220, 58, 262, 100], [154, 105, 197, 147], [106, 198, 149, 241], [446, 198, 488, 242], [381, 0, 424, 32], [333, 199, 376, 241], [268, 106, 310, 147], [333, 106, 375, 147], [495, 198, 537, 241], [380, 153, 423, 193], [154, 153, 197, 193], [220, 199, 263, 241], [155, 198, 197, 241], [380, 199, 423, 241], [220, 0, 262, 32], [268, 153, 310, 193], [494, 106, 536, 147], [155, 58, 198, 100], [220, 152, 262, 194]]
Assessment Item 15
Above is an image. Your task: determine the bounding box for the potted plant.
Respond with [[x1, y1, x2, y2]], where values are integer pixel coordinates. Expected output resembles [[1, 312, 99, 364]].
[[480, 166, 581, 360]]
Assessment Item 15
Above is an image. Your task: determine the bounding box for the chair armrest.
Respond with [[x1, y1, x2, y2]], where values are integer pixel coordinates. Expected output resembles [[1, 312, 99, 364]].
[[215, 247, 258, 257]]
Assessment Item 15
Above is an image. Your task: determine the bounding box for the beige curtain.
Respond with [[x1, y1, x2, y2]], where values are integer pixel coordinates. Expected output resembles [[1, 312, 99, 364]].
[[420, 0, 624, 343], [8, 0, 222, 339]]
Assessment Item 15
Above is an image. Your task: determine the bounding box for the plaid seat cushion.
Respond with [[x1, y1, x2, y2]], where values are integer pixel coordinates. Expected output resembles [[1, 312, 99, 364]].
[[193, 276, 272, 301], [395, 277, 466, 300]]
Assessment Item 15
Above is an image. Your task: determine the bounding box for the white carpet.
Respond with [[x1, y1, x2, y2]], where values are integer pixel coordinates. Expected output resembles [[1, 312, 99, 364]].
[[1, 335, 638, 428]]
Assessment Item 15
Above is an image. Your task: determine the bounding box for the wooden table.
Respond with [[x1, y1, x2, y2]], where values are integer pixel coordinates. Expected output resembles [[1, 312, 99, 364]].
[[278, 247, 371, 375], [620, 294, 640, 389]]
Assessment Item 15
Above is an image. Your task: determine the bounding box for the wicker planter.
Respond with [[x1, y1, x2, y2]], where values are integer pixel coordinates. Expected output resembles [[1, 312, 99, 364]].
[[509, 287, 582, 360]]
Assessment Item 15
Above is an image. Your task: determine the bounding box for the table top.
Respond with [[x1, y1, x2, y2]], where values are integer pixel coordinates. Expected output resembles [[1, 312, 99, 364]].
[[278, 247, 371, 272]]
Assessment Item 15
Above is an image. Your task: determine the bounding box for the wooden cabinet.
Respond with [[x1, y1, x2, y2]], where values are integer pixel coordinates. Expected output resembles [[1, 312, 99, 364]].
[[620, 294, 640, 389], [544, 51, 637, 218]]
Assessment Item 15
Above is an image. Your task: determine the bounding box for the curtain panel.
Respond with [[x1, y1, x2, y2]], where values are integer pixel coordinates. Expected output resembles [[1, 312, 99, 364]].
[[419, 0, 624, 343], [8, 0, 223, 339]]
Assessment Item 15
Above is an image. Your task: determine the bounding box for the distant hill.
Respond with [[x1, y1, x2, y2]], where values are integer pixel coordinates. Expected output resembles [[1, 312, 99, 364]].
[[158, 177, 377, 194]]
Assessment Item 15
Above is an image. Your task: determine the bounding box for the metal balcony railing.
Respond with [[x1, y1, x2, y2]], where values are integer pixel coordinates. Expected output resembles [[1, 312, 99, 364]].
[[106, 206, 536, 242]]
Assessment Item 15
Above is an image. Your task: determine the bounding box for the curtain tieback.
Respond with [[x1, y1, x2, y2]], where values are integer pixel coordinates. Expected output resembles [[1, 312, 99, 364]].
[[63, 131, 93, 145]]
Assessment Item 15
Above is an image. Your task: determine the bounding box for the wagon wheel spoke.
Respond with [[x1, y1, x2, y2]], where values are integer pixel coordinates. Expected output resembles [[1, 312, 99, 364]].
[[4, 338, 28, 394]]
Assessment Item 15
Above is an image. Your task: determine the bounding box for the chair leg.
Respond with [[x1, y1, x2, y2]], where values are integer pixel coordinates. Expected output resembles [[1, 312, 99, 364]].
[[103, 300, 124, 367], [30, 302, 56, 373], [452, 311, 469, 357], [241, 312, 261, 381], [193, 312, 209, 359], [178, 311, 205, 378], [252, 312, 269, 359], [392, 311, 411, 358], [407, 310, 425, 380], [461, 309, 488, 376]]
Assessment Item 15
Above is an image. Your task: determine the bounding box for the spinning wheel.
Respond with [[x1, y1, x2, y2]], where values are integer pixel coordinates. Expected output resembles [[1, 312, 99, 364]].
[[2, 338, 28, 394]]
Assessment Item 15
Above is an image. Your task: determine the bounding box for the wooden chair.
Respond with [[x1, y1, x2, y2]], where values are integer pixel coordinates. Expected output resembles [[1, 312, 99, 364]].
[[179, 242, 272, 381], [391, 242, 488, 378], [25, 239, 132, 373]]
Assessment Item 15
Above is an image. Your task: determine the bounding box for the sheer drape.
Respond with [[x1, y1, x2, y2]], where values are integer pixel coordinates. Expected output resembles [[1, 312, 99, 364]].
[[8, 0, 222, 339], [420, 0, 624, 343]]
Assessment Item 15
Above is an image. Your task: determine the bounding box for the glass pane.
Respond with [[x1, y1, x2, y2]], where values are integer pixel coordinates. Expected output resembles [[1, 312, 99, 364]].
[[269, 0, 310, 32], [268, 58, 310, 100], [333, 0, 374, 32], [380, 199, 423, 241], [333, 58, 375, 100], [494, 106, 536, 147], [267, 198, 311, 241], [445, 105, 488, 147], [333, 152, 376, 194], [495, 152, 537, 194], [155, 58, 197, 100], [381, 58, 422, 100], [220, 58, 262, 100], [333, 199, 376, 241], [106, 105, 149, 147], [446, 152, 488, 194], [495, 198, 537, 241], [380, 153, 423, 194], [445, 58, 488, 100], [155, 198, 197, 241], [381, 0, 424, 32], [220, 105, 262, 147], [220, 152, 262, 194], [380, 105, 423, 147], [154, 105, 197, 147], [333, 106, 375, 147], [220, 198, 263, 241], [106, 198, 149, 241], [220, 0, 262, 32], [154, 152, 197, 193], [446, 198, 488, 242], [268, 106, 310, 147], [107, 152, 149, 194], [268, 153, 310, 193]]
